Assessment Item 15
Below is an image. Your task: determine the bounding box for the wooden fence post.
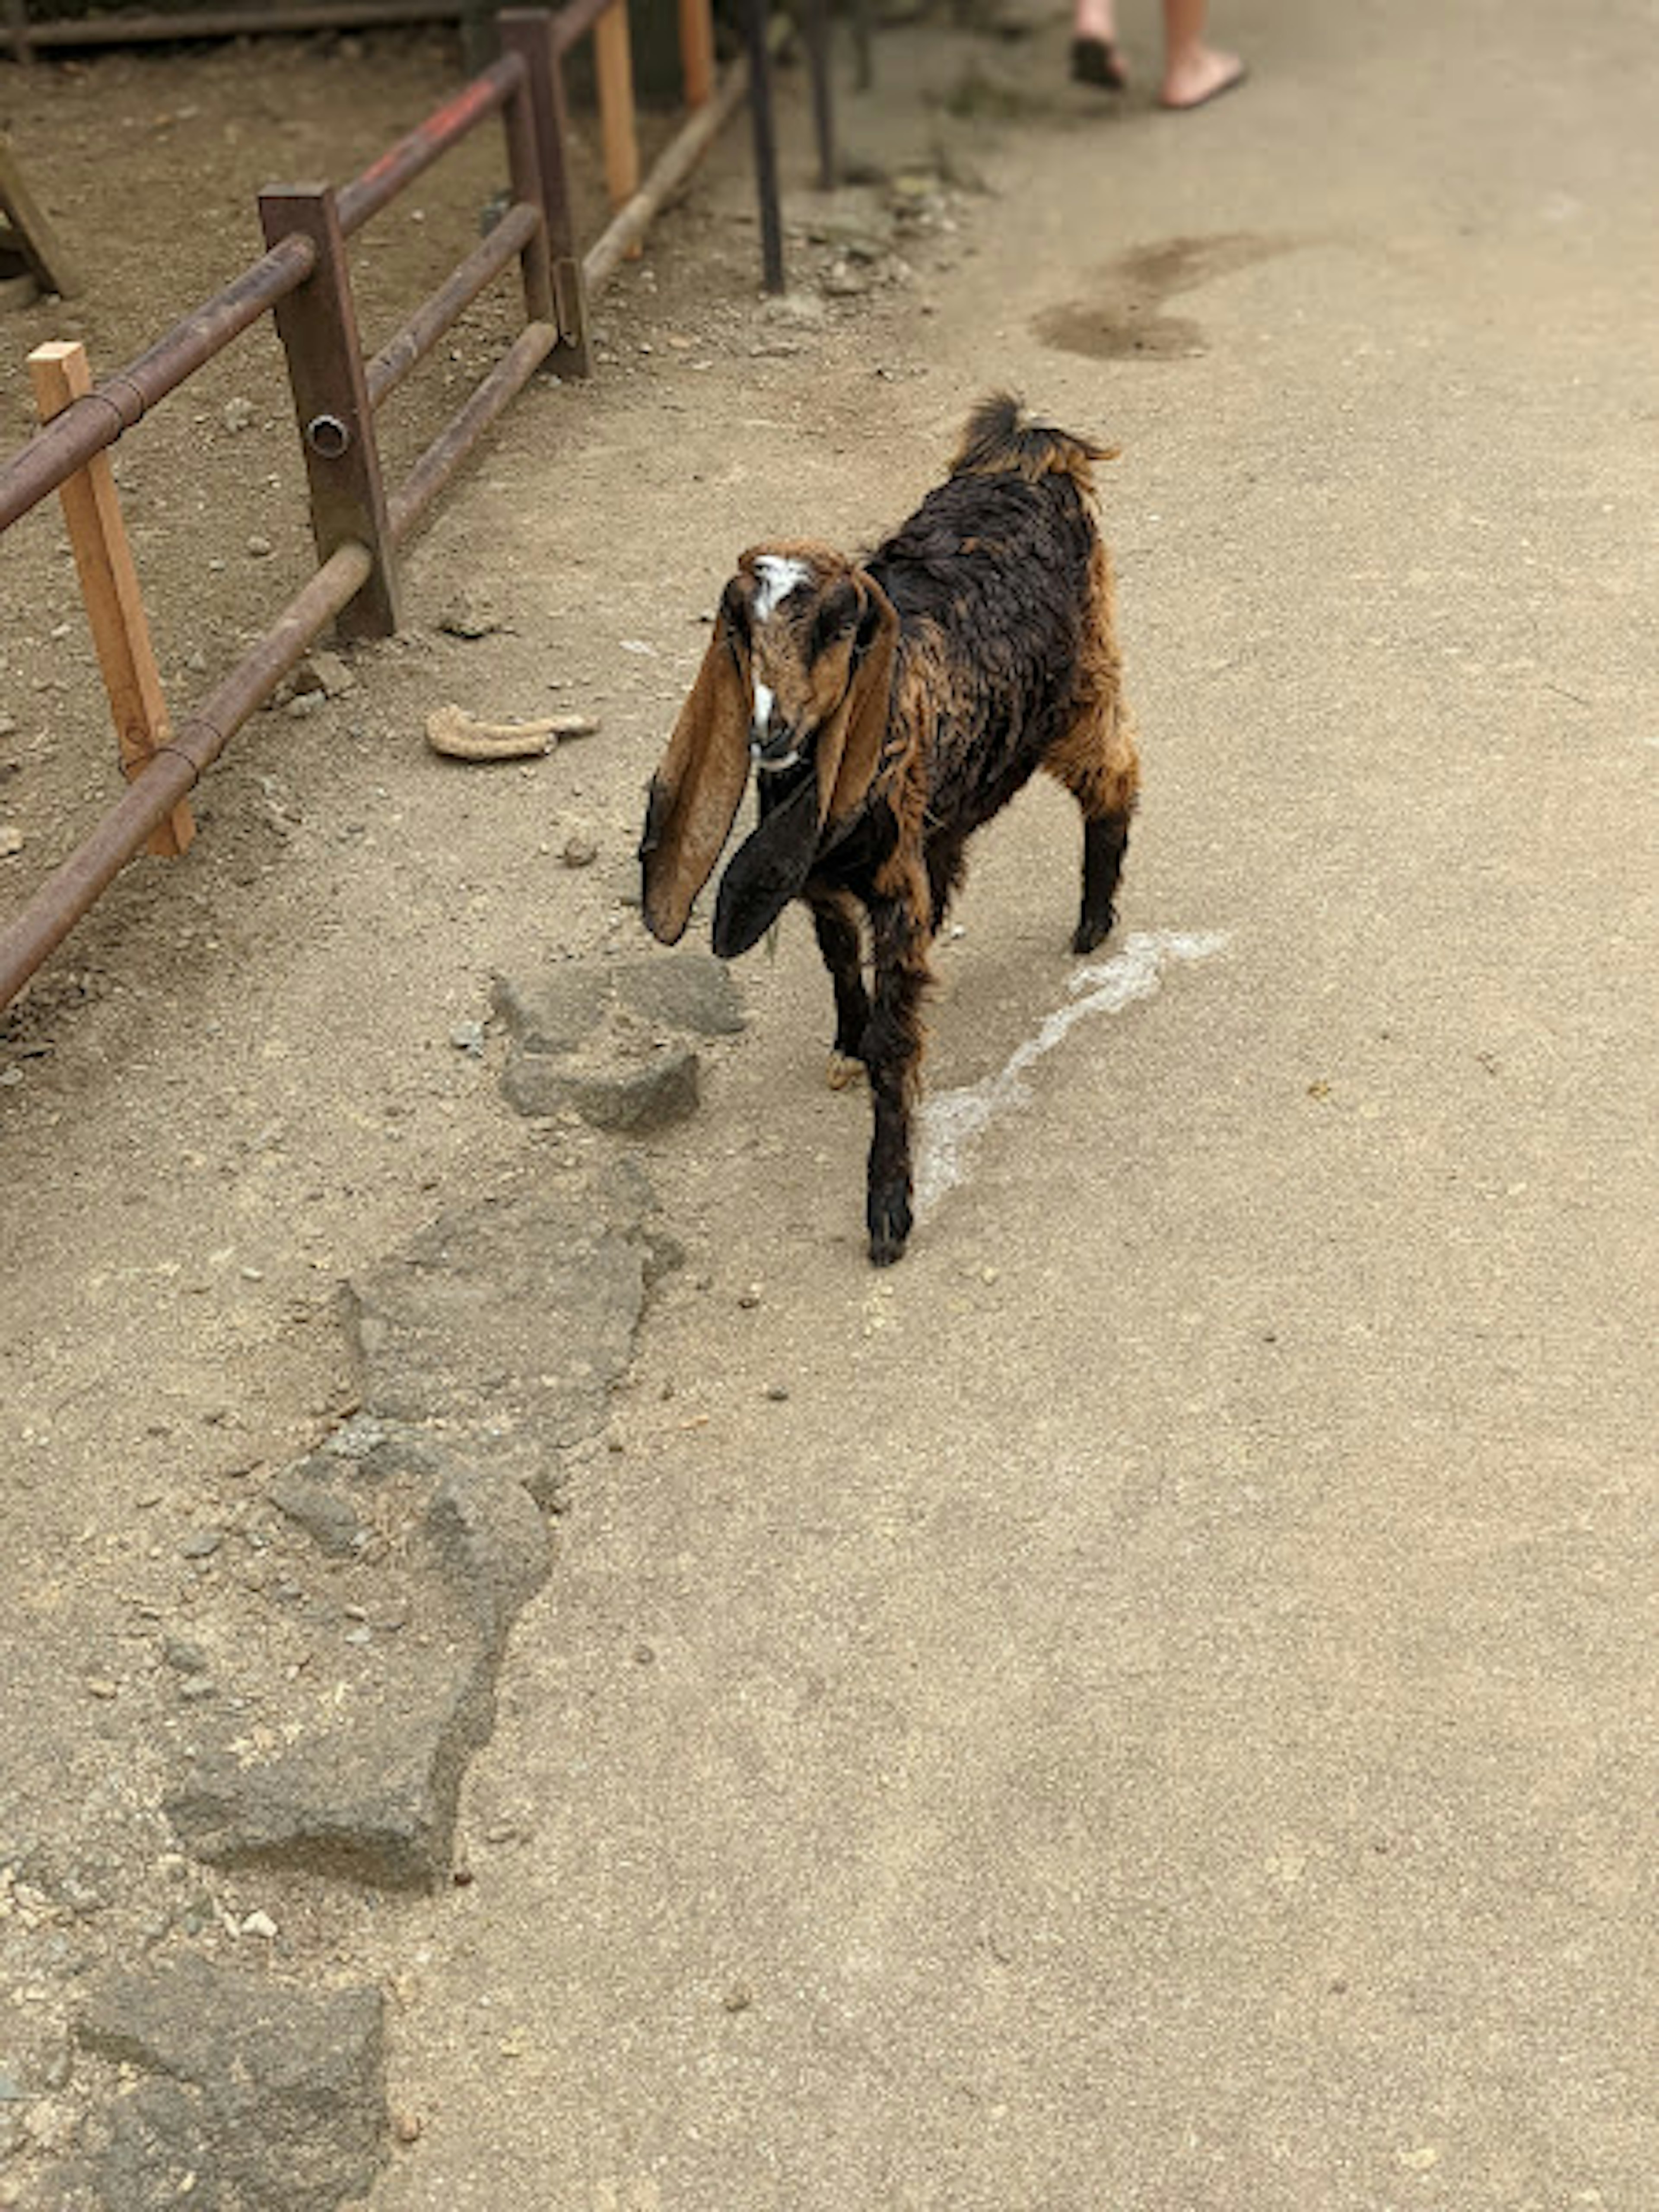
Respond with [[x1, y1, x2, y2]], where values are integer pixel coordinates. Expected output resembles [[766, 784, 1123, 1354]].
[[258, 181, 399, 639], [678, 0, 714, 108], [0, 133, 78, 298], [594, 1, 641, 217], [497, 10, 592, 376], [27, 341, 194, 858]]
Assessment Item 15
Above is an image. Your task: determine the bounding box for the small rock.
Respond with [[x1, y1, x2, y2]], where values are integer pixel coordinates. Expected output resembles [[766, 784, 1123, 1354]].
[[450, 1020, 485, 1058], [222, 397, 256, 432], [722, 1983, 754, 2014], [438, 594, 502, 640], [181, 1529, 224, 1559], [764, 1384, 790, 1402], [561, 833, 599, 868], [0, 713, 16, 737], [0, 824, 23, 858], [392, 2109, 423, 2145], [240, 1909, 278, 1939], [267, 1469, 365, 1558], [163, 1637, 210, 1675], [246, 534, 273, 559], [294, 650, 356, 700]]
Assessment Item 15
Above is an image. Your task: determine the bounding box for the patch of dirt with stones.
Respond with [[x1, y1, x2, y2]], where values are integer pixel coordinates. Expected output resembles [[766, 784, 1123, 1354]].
[[0, 19, 1046, 2205]]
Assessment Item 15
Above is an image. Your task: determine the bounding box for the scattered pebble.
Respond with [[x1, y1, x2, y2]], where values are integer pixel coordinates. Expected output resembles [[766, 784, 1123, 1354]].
[[392, 2110, 423, 2145], [450, 1020, 485, 1057], [561, 833, 598, 868], [0, 825, 23, 858], [240, 1909, 278, 1939], [764, 1384, 790, 1402], [222, 397, 255, 432], [181, 1528, 224, 1559], [246, 534, 273, 558]]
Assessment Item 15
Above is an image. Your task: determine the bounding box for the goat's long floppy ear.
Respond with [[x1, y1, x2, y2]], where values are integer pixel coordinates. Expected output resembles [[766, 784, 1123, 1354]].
[[815, 570, 899, 833], [712, 774, 820, 959], [639, 603, 751, 945]]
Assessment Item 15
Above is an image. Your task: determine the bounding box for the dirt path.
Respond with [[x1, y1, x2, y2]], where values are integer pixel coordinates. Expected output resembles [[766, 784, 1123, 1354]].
[[3, 1, 1656, 2206]]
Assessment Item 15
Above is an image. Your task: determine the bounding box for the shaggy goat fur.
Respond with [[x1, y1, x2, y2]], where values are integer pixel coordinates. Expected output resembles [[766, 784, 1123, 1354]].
[[639, 394, 1140, 1264]]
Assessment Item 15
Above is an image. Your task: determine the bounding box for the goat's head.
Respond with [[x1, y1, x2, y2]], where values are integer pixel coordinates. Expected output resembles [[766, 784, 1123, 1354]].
[[639, 544, 899, 957]]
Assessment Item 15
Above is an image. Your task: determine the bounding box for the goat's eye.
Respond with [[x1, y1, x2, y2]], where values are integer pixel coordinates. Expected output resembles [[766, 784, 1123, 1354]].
[[810, 581, 862, 660]]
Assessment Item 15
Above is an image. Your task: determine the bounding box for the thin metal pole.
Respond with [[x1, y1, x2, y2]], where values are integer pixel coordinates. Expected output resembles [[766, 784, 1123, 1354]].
[[741, 0, 785, 295], [802, 0, 835, 192]]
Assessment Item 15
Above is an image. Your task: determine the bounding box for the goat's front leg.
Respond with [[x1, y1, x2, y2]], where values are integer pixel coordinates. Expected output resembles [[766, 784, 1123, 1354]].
[[807, 887, 870, 1090], [862, 898, 932, 1265]]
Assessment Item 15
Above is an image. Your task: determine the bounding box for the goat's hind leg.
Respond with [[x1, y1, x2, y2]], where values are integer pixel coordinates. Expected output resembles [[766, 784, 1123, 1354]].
[[1046, 702, 1140, 955], [807, 887, 871, 1090]]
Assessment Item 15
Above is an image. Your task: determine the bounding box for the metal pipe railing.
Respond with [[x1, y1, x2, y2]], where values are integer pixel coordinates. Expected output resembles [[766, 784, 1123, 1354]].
[[1, 6, 766, 1017], [0, 233, 318, 536], [0, 543, 373, 1011], [337, 52, 525, 236], [15, 3, 459, 51], [365, 199, 541, 407], [387, 317, 557, 542]]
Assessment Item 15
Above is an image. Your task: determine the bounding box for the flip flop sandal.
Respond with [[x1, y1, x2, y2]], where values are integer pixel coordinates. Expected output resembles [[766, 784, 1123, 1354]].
[[1070, 36, 1130, 91], [1161, 62, 1248, 111]]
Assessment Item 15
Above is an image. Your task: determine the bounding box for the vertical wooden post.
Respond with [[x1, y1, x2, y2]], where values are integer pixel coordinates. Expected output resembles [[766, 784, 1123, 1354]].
[[28, 342, 194, 859], [499, 47, 556, 330], [497, 10, 591, 377], [0, 134, 78, 297], [594, 1, 641, 216], [258, 182, 399, 639], [678, 0, 715, 109], [2, 4, 31, 70]]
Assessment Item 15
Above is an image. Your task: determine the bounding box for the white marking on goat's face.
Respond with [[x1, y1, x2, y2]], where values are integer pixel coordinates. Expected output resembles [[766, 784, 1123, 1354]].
[[750, 555, 813, 621]]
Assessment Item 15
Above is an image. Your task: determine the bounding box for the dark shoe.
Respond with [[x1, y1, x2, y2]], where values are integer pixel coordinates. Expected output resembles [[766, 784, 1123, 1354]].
[[1070, 35, 1129, 91]]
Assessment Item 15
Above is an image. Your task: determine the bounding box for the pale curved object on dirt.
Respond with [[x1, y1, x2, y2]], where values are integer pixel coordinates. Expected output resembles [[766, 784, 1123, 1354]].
[[425, 703, 600, 760]]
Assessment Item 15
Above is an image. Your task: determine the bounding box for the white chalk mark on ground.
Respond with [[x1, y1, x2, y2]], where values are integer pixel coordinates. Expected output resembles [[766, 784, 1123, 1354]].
[[915, 929, 1230, 1215]]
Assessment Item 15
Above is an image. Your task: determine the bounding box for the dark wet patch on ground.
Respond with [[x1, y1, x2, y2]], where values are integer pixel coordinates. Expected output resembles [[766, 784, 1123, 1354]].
[[1034, 232, 1294, 359]]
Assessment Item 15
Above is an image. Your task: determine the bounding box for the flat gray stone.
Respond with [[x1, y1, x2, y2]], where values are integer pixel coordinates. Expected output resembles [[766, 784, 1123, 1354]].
[[164, 1647, 491, 1889], [344, 1186, 654, 1459], [491, 951, 744, 1052], [58, 1955, 385, 2211], [501, 1039, 700, 1131], [426, 1461, 552, 1642]]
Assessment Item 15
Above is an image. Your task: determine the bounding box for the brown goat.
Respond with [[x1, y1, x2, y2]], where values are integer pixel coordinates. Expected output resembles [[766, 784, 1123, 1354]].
[[639, 394, 1140, 1264]]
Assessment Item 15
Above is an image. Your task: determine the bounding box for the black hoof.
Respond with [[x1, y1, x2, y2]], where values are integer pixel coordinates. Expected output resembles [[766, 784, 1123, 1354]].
[[867, 1187, 913, 1267], [1071, 908, 1116, 956]]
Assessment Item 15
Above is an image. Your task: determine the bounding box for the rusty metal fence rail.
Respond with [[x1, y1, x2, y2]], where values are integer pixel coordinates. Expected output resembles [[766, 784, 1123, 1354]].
[[0, 0, 762, 1014]]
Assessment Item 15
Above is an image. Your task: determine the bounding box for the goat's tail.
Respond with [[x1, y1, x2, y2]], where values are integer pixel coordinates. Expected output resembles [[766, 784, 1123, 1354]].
[[949, 391, 1119, 487]]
